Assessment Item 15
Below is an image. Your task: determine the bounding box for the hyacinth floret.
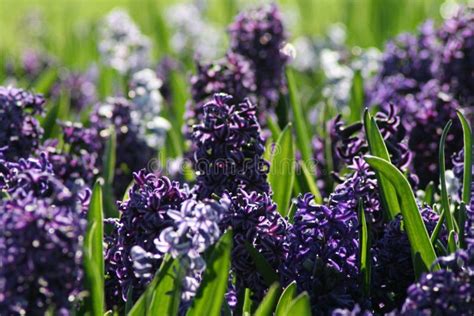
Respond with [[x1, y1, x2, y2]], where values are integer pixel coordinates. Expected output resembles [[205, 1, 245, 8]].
[[191, 93, 269, 198], [0, 86, 45, 161]]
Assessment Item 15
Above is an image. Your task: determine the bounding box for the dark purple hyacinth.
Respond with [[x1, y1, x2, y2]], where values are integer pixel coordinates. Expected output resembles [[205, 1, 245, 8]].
[[104, 171, 190, 306], [452, 149, 474, 209], [281, 192, 361, 314], [436, 9, 474, 109], [51, 69, 97, 112], [191, 93, 269, 199], [401, 249, 474, 315], [372, 207, 443, 313], [0, 86, 45, 161], [155, 56, 180, 103], [221, 188, 287, 301], [42, 121, 102, 190], [90, 97, 157, 197], [0, 156, 88, 315], [406, 80, 463, 187], [228, 3, 288, 107], [5, 50, 56, 83]]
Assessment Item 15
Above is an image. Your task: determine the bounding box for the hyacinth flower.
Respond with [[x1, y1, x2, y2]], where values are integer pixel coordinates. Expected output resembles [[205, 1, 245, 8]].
[[371, 207, 443, 313], [191, 93, 270, 199], [90, 97, 157, 197], [187, 53, 257, 135], [281, 192, 362, 314], [132, 197, 227, 307], [51, 68, 98, 112], [220, 189, 287, 302], [0, 153, 89, 315], [402, 249, 474, 315], [228, 3, 289, 107], [0, 86, 45, 161], [104, 171, 191, 305], [128, 68, 171, 148], [98, 9, 151, 74]]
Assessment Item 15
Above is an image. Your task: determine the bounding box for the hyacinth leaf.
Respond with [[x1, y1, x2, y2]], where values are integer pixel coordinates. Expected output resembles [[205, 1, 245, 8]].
[[458, 202, 468, 248], [287, 69, 320, 202], [448, 230, 457, 253], [300, 160, 322, 204], [439, 120, 456, 236], [349, 70, 364, 123], [456, 110, 472, 205], [244, 241, 279, 286], [363, 109, 400, 220], [242, 288, 253, 316], [364, 155, 439, 275], [147, 258, 183, 316], [269, 124, 295, 216], [127, 255, 174, 316], [33, 68, 57, 94], [83, 180, 104, 315], [188, 230, 232, 316], [103, 127, 116, 186], [284, 292, 312, 316], [423, 181, 435, 206], [431, 209, 445, 245], [358, 200, 371, 297], [254, 283, 281, 316], [267, 115, 282, 140], [275, 281, 297, 316]]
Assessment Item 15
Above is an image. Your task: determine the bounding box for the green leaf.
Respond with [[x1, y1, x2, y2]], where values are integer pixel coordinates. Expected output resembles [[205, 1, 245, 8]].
[[423, 182, 435, 206], [40, 101, 60, 140], [188, 230, 233, 316], [242, 288, 253, 316], [103, 127, 116, 186], [244, 241, 279, 286], [448, 230, 457, 254], [364, 155, 439, 276], [439, 121, 456, 237], [300, 160, 322, 205], [284, 292, 312, 316], [254, 283, 281, 316], [363, 110, 400, 220], [269, 124, 295, 216], [147, 258, 183, 316], [456, 110, 472, 206], [358, 200, 371, 297], [83, 180, 104, 315], [349, 70, 364, 123], [275, 281, 297, 316], [33, 68, 57, 94], [267, 115, 282, 141]]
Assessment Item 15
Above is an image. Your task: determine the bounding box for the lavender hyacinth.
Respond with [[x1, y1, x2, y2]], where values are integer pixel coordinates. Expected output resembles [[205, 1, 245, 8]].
[[104, 171, 190, 305], [222, 189, 287, 301], [0, 86, 45, 161], [98, 9, 151, 74], [229, 3, 288, 107], [402, 249, 474, 315], [281, 193, 361, 314], [191, 93, 269, 199], [52, 69, 97, 112]]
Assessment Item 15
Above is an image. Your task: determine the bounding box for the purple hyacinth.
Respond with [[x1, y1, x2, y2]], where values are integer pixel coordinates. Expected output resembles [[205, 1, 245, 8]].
[[0, 161, 88, 315], [221, 189, 287, 301], [42, 121, 102, 190], [0, 86, 45, 161], [452, 149, 474, 209], [104, 171, 190, 306], [406, 80, 463, 187], [52, 69, 97, 112], [281, 192, 361, 314], [191, 93, 269, 199], [401, 249, 474, 315], [372, 207, 443, 313], [228, 3, 288, 107], [90, 97, 157, 197], [436, 9, 474, 109]]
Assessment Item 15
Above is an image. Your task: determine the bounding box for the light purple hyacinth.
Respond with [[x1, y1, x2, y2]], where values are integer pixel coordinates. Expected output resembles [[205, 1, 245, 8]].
[[0, 86, 45, 161]]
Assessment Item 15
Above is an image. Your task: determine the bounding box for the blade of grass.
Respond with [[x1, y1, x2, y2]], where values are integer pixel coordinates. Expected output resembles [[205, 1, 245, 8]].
[[439, 121, 455, 237], [349, 70, 364, 123], [364, 155, 439, 276], [358, 200, 371, 297], [242, 288, 253, 316], [269, 124, 295, 216]]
